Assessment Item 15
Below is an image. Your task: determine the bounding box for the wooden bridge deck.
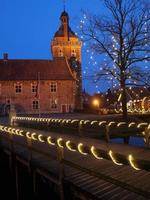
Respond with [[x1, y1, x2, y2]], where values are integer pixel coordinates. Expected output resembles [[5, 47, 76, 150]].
[[0, 126, 150, 199]]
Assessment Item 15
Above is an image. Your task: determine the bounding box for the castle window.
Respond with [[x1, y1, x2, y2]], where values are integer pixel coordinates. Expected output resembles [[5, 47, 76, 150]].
[[50, 82, 57, 92], [15, 83, 22, 93], [31, 83, 38, 93], [32, 100, 39, 110], [50, 99, 58, 109], [58, 49, 63, 57], [71, 49, 76, 57]]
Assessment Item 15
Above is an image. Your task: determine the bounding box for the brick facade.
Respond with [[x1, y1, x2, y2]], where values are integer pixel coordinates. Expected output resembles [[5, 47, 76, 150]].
[[0, 80, 75, 114]]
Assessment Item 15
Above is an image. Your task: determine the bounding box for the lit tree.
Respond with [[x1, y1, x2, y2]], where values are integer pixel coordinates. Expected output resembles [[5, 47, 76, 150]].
[[80, 0, 150, 120]]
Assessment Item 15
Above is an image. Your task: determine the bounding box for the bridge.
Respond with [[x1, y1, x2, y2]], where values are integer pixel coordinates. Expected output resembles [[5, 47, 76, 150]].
[[0, 115, 150, 200]]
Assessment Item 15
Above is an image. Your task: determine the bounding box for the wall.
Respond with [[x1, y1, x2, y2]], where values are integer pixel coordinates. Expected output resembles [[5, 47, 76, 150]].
[[0, 80, 75, 114]]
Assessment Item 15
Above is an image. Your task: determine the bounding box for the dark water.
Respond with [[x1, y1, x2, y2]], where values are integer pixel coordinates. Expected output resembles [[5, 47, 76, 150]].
[[112, 137, 145, 147]]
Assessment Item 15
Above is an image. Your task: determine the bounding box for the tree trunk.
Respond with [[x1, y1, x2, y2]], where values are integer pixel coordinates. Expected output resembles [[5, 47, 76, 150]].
[[120, 74, 128, 121]]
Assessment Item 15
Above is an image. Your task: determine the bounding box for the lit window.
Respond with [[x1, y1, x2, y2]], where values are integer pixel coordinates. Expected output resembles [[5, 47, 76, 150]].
[[50, 99, 58, 109], [15, 83, 22, 93], [50, 82, 57, 92], [31, 83, 37, 93], [71, 49, 76, 57], [58, 49, 63, 57], [32, 100, 39, 110]]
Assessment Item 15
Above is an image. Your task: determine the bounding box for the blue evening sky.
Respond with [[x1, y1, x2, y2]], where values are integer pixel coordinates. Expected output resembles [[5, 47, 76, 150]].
[[0, 0, 109, 94]]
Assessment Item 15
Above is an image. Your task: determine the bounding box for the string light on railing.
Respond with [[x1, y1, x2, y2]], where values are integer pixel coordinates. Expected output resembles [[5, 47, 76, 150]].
[[57, 138, 64, 148], [47, 136, 55, 146], [109, 150, 123, 166], [31, 133, 37, 140], [38, 134, 45, 143], [77, 143, 87, 155], [1, 122, 150, 171], [91, 146, 103, 160], [4, 126, 8, 132], [128, 154, 140, 170], [11, 128, 16, 134], [26, 132, 32, 139], [66, 140, 76, 152]]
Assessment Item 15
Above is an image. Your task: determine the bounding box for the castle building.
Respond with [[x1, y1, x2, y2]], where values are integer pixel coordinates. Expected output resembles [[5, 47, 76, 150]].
[[0, 10, 82, 115]]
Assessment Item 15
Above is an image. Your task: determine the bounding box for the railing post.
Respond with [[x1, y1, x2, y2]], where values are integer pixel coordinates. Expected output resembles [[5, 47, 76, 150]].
[[145, 127, 150, 148], [79, 120, 83, 137], [27, 136, 32, 173], [9, 132, 14, 174], [105, 125, 110, 143], [9, 105, 16, 126], [57, 147, 64, 200]]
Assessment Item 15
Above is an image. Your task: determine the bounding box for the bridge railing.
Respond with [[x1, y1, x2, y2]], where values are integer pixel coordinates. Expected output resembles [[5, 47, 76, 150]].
[[11, 116, 150, 146], [0, 123, 150, 172]]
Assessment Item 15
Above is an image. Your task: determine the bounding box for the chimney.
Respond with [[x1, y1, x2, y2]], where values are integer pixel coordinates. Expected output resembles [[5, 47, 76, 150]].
[[3, 53, 8, 61]]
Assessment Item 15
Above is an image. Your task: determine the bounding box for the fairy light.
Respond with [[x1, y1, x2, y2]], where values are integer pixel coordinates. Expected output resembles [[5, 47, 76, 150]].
[[15, 129, 20, 135], [84, 120, 90, 124], [38, 134, 45, 143], [57, 138, 64, 148], [117, 122, 126, 127], [137, 123, 148, 128], [66, 140, 76, 152], [26, 132, 32, 139], [31, 133, 37, 140], [91, 121, 98, 125], [99, 121, 106, 126], [77, 143, 87, 155], [128, 122, 136, 127], [108, 121, 115, 126], [109, 150, 123, 166], [47, 136, 55, 145], [128, 155, 140, 170], [4, 127, 8, 132], [91, 146, 103, 159], [11, 128, 16, 134], [0, 122, 150, 171], [8, 127, 12, 133]]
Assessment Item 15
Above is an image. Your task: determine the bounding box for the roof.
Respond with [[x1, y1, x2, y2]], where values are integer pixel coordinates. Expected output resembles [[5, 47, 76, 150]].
[[60, 10, 69, 17], [0, 57, 75, 81], [54, 10, 77, 38], [54, 25, 77, 38]]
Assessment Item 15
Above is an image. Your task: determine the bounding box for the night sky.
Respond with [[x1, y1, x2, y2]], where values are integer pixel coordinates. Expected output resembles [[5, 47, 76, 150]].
[[0, 0, 109, 94]]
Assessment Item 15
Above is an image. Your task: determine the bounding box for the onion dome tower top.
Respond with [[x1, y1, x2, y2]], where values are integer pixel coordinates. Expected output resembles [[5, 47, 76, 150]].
[[54, 10, 77, 39]]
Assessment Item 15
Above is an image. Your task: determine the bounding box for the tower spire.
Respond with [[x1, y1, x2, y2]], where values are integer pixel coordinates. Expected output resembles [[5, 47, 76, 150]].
[[63, 0, 66, 11]]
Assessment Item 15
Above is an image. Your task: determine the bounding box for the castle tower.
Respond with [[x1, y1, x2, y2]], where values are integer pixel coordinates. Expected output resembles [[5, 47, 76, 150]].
[[51, 10, 83, 110]]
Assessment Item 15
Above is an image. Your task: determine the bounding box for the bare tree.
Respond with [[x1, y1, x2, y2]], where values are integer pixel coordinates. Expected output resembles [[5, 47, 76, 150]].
[[80, 0, 150, 120]]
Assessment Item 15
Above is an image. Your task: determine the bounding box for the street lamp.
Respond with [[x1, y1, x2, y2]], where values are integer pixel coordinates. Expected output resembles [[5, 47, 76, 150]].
[[92, 99, 100, 114], [93, 99, 99, 107]]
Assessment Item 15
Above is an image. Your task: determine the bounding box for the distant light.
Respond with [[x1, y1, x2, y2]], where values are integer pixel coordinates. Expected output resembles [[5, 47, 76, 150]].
[[93, 99, 99, 107]]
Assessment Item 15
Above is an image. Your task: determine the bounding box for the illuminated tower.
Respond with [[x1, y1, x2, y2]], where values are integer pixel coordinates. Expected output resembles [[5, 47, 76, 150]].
[[51, 10, 82, 110]]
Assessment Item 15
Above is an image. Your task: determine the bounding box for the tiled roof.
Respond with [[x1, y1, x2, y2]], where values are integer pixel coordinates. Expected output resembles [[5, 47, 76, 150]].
[[0, 57, 75, 81]]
